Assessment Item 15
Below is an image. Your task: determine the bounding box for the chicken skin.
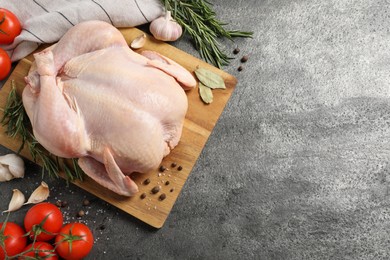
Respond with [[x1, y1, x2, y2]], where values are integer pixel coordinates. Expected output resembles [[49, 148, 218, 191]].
[[23, 21, 196, 196]]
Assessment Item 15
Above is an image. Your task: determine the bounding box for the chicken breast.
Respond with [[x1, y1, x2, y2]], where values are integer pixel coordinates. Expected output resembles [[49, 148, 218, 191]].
[[23, 21, 196, 196]]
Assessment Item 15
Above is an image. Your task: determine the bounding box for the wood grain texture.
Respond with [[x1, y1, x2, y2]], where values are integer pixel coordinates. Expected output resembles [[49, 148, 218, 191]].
[[0, 27, 237, 228]]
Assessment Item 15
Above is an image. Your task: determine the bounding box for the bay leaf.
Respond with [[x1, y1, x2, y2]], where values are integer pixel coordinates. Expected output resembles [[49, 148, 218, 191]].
[[199, 82, 213, 104], [195, 68, 226, 89]]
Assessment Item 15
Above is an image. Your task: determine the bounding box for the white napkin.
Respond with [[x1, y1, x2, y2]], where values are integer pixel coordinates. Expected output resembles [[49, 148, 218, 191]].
[[0, 0, 164, 62]]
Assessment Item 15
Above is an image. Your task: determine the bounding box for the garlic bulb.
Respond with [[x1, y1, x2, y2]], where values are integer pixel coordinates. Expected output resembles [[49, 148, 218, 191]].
[[149, 11, 182, 42], [0, 154, 25, 182]]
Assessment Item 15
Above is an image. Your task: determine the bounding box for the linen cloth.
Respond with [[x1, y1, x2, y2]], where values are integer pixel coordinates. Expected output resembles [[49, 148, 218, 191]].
[[0, 0, 164, 61]]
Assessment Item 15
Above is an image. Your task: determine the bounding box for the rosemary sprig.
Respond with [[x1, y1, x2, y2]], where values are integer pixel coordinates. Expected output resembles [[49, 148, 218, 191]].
[[161, 0, 253, 68], [1, 80, 83, 181]]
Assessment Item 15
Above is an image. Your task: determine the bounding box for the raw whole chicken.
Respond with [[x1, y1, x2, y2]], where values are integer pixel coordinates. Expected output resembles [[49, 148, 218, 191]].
[[23, 21, 196, 196]]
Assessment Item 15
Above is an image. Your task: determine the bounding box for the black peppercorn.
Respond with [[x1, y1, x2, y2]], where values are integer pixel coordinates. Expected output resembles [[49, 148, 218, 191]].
[[241, 55, 249, 63], [233, 48, 240, 54], [159, 193, 167, 201], [140, 193, 147, 199], [151, 185, 161, 194], [143, 178, 151, 185], [77, 210, 85, 218]]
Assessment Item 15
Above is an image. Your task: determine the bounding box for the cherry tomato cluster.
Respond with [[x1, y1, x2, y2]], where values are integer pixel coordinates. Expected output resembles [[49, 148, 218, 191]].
[[0, 202, 94, 260], [0, 8, 22, 81]]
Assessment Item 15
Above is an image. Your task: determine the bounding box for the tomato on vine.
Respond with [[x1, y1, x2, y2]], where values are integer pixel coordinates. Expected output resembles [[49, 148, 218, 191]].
[[0, 8, 22, 45], [55, 223, 94, 260], [0, 48, 11, 81], [0, 221, 27, 259], [24, 202, 64, 241], [20, 241, 58, 260]]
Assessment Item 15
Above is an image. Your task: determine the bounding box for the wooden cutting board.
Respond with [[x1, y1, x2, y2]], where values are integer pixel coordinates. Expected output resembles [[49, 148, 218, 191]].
[[0, 27, 237, 228]]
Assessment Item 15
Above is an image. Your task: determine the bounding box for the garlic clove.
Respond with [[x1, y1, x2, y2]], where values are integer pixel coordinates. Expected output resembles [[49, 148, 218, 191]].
[[130, 33, 146, 49], [149, 11, 183, 42], [0, 164, 13, 182], [25, 181, 50, 205], [0, 154, 25, 179], [3, 189, 26, 213]]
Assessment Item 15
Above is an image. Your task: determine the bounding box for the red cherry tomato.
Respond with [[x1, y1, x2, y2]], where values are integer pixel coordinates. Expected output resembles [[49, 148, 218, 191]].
[[20, 241, 58, 260], [0, 48, 11, 80], [24, 202, 64, 241], [0, 222, 27, 259], [0, 8, 22, 44], [55, 223, 94, 260]]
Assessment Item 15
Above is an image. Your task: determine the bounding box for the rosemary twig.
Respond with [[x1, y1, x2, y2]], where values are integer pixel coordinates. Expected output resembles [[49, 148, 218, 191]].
[[1, 80, 83, 181], [161, 0, 253, 68], [64, 158, 84, 182]]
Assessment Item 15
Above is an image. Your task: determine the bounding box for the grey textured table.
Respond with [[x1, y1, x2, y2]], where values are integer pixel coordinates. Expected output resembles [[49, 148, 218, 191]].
[[1, 0, 390, 259]]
